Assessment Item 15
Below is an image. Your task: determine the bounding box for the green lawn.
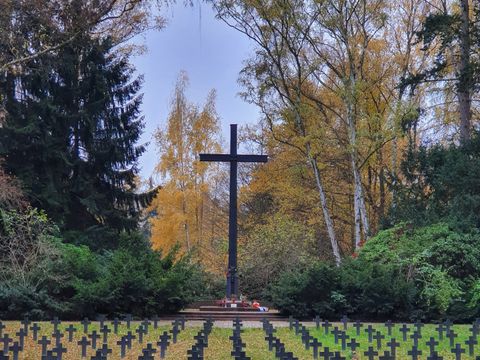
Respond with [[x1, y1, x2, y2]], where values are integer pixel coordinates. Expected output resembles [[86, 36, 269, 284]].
[[1, 321, 478, 359]]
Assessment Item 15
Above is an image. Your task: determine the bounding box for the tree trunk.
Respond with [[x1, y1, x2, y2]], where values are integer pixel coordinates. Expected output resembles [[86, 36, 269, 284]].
[[458, 0, 472, 144], [309, 155, 342, 266]]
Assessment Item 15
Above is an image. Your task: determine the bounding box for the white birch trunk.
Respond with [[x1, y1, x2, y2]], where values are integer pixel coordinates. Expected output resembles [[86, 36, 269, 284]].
[[309, 155, 342, 265]]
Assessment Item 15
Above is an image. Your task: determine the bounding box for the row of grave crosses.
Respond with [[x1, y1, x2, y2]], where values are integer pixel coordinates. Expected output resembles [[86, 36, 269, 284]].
[[1, 315, 480, 359], [0, 315, 186, 360], [286, 316, 480, 360]]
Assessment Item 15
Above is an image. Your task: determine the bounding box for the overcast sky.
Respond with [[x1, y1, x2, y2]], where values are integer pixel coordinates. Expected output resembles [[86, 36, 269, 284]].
[[131, 2, 260, 179]]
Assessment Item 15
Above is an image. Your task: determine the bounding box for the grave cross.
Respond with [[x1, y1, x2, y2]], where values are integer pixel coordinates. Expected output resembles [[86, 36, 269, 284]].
[[0, 334, 11, 356], [117, 337, 129, 358], [319, 347, 334, 360], [347, 338, 360, 352], [451, 343, 465, 360], [408, 346, 422, 360], [427, 351, 444, 360], [426, 337, 439, 354], [364, 346, 379, 360], [9, 342, 21, 360], [30, 323, 41, 341], [353, 321, 363, 336], [77, 336, 91, 358], [199, 123, 267, 298], [373, 331, 385, 350], [387, 338, 401, 358], [0, 323, 4, 337], [465, 336, 478, 356], [157, 331, 171, 359], [379, 351, 394, 360], [38, 336, 51, 357], [65, 324, 77, 342], [447, 330, 458, 348], [310, 338, 322, 360]]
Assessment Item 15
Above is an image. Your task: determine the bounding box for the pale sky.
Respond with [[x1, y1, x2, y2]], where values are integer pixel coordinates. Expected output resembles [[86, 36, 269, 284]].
[[131, 2, 260, 179]]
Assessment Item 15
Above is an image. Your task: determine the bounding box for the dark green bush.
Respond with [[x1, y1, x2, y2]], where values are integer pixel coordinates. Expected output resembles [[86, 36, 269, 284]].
[[268, 223, 480, 321]]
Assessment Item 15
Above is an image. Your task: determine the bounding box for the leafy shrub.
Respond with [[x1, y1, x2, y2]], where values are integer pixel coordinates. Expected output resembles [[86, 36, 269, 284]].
[[268, 223, 480, 321]]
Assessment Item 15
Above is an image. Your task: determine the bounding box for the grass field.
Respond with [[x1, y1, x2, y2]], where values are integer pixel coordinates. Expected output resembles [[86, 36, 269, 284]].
[[1, 320, 479, 359]]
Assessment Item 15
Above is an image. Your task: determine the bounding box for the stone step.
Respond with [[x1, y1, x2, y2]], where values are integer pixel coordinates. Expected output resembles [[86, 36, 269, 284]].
[[159, 309, 286, 321]]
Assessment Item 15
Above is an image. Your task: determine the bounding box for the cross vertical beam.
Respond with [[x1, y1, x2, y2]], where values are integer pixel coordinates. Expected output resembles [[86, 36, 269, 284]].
[[199, 124, 267, 299], [228, 124, 238, 298]]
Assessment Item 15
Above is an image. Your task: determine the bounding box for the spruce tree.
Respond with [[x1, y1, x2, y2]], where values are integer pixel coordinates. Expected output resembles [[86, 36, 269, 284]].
[[0, 35, 155, 249]]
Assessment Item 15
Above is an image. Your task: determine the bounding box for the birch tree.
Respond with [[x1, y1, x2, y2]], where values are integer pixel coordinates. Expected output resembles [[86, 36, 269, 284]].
[[214, 0, 342, 264]]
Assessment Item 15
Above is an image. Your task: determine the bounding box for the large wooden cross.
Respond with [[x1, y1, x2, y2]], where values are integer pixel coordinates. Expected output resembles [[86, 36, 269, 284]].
[[200, 124, 268, 299]]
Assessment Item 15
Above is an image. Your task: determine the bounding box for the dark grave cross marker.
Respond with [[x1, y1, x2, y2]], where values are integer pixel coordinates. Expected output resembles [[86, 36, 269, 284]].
[[50, 317, 61, 332], [77, 336, 91, 358], [339, 331, 350, 351], [408, 346, 422, 360], [170, 325, 179, 344], [199, 123, 267, 298], [0, 353, 8, 360], [400, 324, 411, 341], [332, 327, 341, 344], [444, 318, 453, 331], [187, 346, 200, 360], [353, 320, 363, 336], [52, 343, 67, 360], [117, 337, 129, 359], [0, 323, 4, 338], [387, 338, 401, 358], [447, 330, 458, 348], [364, 346, 379, 360], [142, 343, 157, 357], [0, 334, 11, 356], [414, 321, 424, 336], [125, 332, 135, 349], [112, 318, 121, 335], [20, 318, 30, 336], [322, 321, 331, 335], [30, 323, 41, 341], [320, 347, 334, 360], [152, 315, 160, 329], [340, 315, 349, 330], [38, 336, 51, 357], [136, 325, 146, 344], [332, 351, 346, 360], [365, 325, 375, 343], [385, 320, 394, 336], [8, 342, 21, 360], [124, 314, 132, 329], [89, 330, 100, 349], [373, 331, 385, 350], [347, 338, 360, 352], [81, 318, 91, 334], [52, 329, 64, 347], [465, 336, 478, 356], [314, 316, 322, 329], [14, 329, 25, 350], [451, 343, 465, 360], [410, 331, 421, 348], [436, 324, 446, 340], [65, 324, 77, 342], [157, 331, 171, 359], [141, 319, 151, 335], [427, 337, 439, 354], [100, 325, 111, 343], [427, 351, 444, 360], [97, 315, 106, 329], [379, 351, 394, 360], [91, 349, 107, 360], [310, 338, 322, 360]]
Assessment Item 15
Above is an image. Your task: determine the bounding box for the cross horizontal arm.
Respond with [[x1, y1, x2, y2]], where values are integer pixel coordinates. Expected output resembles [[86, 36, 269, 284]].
[[199, 154, 268, 163]]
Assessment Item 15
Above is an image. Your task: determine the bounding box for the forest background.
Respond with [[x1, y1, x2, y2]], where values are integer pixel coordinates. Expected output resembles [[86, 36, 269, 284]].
[[0, 0, 479, 321]]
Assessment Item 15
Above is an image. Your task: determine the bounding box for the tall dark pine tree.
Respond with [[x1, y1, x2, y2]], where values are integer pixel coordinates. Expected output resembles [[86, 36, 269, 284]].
[[0, 35, 155, 249]]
